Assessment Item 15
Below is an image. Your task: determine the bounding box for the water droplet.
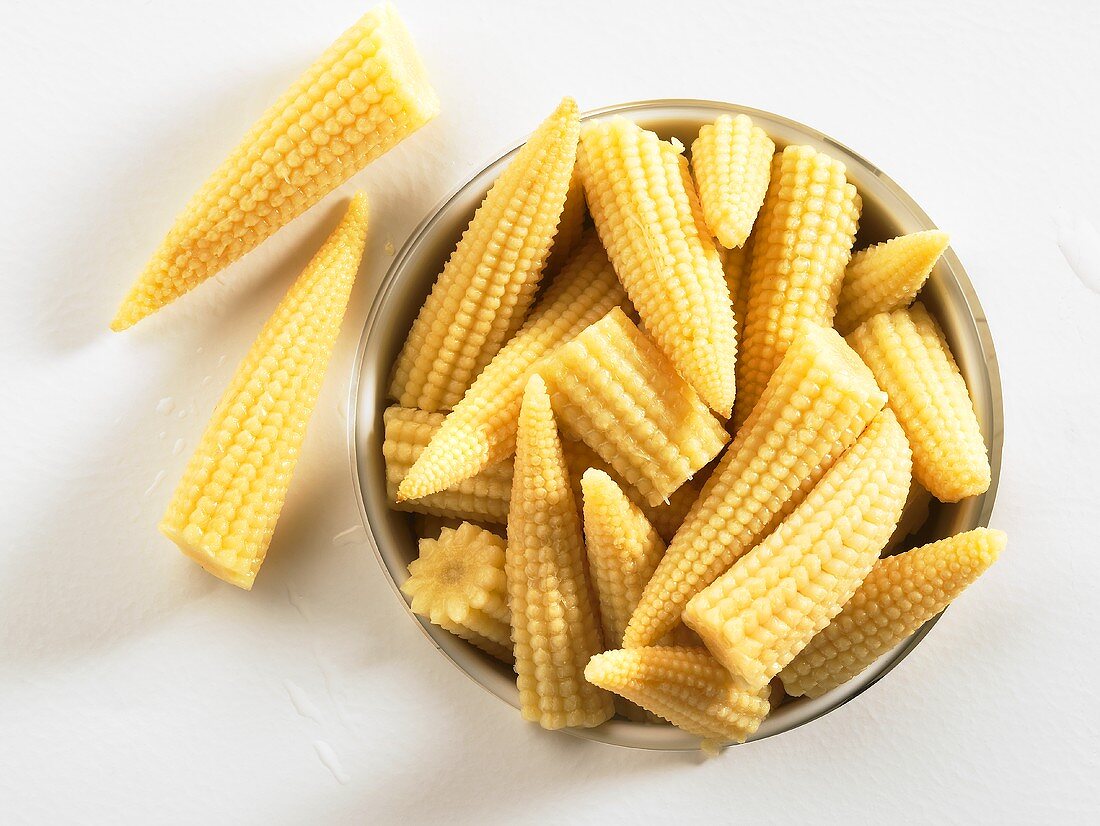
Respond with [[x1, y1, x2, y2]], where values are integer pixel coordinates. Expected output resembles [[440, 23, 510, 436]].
[[313, 741, 349, 785], [144, 470, 167, 497], [201, 375, 213, 386], [217, 355, 228, 367], [157, 431, 166, 440], [284, 680, 323, 723], [196, 346, 204, 355], [177, 409, 187, 419], [156, 397, 175, 415], [332, 525, 365, 546], [172, 438, 185, 456], [384, 240, 395, 256]]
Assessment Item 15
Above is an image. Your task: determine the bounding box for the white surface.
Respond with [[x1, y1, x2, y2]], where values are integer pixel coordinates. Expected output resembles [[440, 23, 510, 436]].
[[2, 0, 1098, 822]]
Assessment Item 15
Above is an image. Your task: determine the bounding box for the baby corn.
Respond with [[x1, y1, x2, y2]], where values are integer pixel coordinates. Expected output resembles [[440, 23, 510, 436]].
[[848, 303, 991, 502], [383, 407, 511, 525], [581, 470, 667, 650], [691, 114, 774, 249], [391, 98, 581, 411], [160, 195, 369, 588], [834, 230, 950, 334], [401, 522, 512, 662], [683, 410, 912, 692], [397, 232, 624, 501], [624, 324, 886, 648], [540, 308, 729, 508], [577, 117, 737, 415], [113, 5, 436, 330], [584, 647, 771, 749], [507, 376, 614, 729], [719, 244, 750, 355], [782, 528, 1005, 698], [734, 145, 861, 426]]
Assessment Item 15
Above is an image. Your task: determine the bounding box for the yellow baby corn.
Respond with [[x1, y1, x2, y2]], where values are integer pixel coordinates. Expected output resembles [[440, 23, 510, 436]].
[[834, 230, 950, 334], [624, 323, 886, 648], [540, 308, 729, 508], [584, 647, 771, 748], [848, 303, 991, 502], [160, 195, 369, 588], [401, 522, 512, 662], [683, 409, 912, 692], [581, 469, 667, 649], [691, 114, 774, 249], [734, 145, 861, 427], [719, 244, 750, 347], [391, 98, 581, 412], [507, 376, 614, 729], [382, 406, 511, 525], [397, 232, 625, 501], [782, 528, 1005, 698], [577, 117, 737, 415], [112, 5, 436, 331], [884, 480, 933, 554]]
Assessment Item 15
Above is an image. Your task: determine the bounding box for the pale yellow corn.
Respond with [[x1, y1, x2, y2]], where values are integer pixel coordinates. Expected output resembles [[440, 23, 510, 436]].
[[584, 647, 771, 748], [883, 481, 933, 554], [624, 323, 887, 648], [734, 145, 862, 427], [112, 5, 436, 331], [848, 303, 991, 502], [401, 522, 512, 662], [577, 117, 737, 415], [718, 244, 751, 357], [834, 230, 950, 334], [160, 195, 369, 588], [540, 308, 729, 508], [581, 469, 666, 649], [683, 409, 912, 692], [691, 114, 774, 249], [782, 528, 1005, 698], [507, 376, 614, 729], [382, 407, 511, 525], [562, 438, 704, 544], [397, 232, 625, 501], [546, 170, 587, 272], [391, 98, 581, 411]]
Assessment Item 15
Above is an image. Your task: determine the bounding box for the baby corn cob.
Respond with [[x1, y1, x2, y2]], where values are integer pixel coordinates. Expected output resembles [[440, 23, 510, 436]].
[[624, 324, 887, 648], [540, 308, 729, 508], [690, 114, 774, 249], [834, 230, 950, 335], [383, 407, 511, 525], [562, 438, 704, 544], [397, 232, 625, 501], [581, 470, 667, 649], [160, 195, 368, 588], [781, 528, 1005, 698], [507, 376, 613, 729], [734, 145, 861, 427], [401, 522, 512, 662], [584, 647, 771, 749], [848, 303, 991, 502], [391, 98, 581, 411], [577, 117, 737, 415], [683, 410, 912, 692], [718, 244, 751, 356], [112, 5, 436, 330]]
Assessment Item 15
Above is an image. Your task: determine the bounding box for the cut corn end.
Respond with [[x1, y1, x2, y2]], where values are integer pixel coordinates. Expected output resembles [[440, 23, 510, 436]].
[[159, 195, 369, 588], [112, 7, 435, 330]]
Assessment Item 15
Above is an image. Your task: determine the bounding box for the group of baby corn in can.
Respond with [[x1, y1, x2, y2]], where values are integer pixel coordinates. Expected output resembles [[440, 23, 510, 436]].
[[107, 4, 1003, 752]]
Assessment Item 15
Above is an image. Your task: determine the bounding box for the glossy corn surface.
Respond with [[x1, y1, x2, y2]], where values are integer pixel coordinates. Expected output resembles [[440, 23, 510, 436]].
[[584, 647, 771, 747], [624, 324, 887, 647], [397, 232, 624, 501], [506, 376, 613, 729], [734, 145, 861, 426], [834, 230, 950, 334], [540, 308, 729, 508], [160, 195, 369, 588], [577, 117, 737, 415], [113, 6, 435, 330], [848, 303, 991, 502], [683, 410, 912, 691], [691, 114, 774, 249], [383, 407, 511, 524], [401, 522, 512, 662], [782, 528, 1005, 697], [391, 98, 580, 411]]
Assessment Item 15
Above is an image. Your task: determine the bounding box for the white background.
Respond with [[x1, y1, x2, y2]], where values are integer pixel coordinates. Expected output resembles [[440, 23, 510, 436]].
[[3, 0, 1098, 822]]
